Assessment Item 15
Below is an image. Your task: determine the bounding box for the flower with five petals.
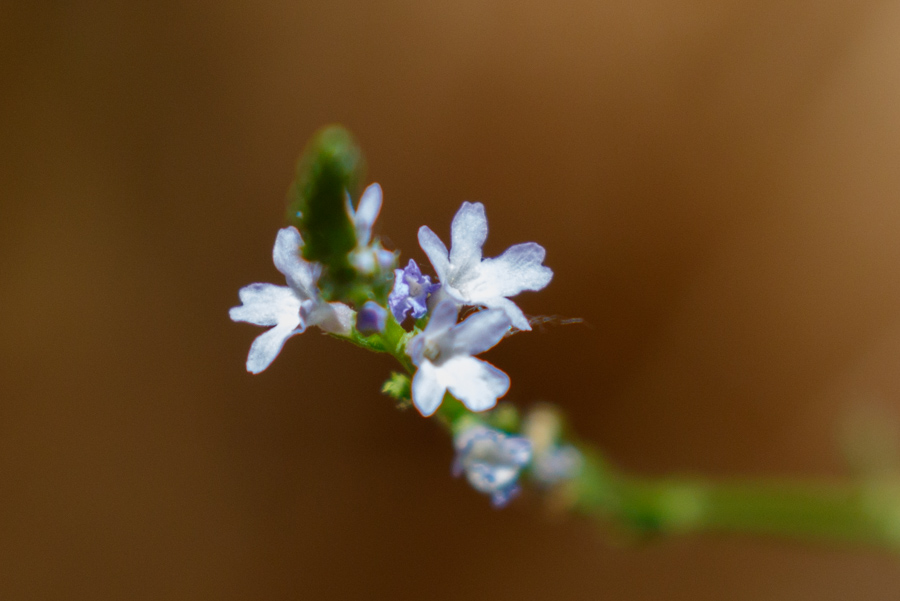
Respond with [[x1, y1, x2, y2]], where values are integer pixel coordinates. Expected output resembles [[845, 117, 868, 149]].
[[418, 201, 552, 330], [230, 227, 354, 374], [406, 301, 511, 416], [452, 423, 532, 507]]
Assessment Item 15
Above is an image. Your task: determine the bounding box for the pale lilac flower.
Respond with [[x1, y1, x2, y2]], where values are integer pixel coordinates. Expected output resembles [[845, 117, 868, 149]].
[[347, 183, 396, 274], [388, 259, 439, 322], [356, 301, 387, 335], [406, 301, 511, 416], [418, 201, 553, 330], [532, 444, 582, 487], [521, 405, 582, 486], [230, 227, 354, 374], [453, 424, 532, 508]]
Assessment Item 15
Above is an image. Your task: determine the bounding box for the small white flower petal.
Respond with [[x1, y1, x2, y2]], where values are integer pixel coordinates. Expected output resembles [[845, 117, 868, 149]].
[[311, 302, 355, 336], [478, 296, 531, 331], [449, 202, 488, 271], [448, 309, 510, 356], [272, 227, 320, 298], [418, 226, 450, 282], [411, 360, 447, 417], [470, 242, 552, 298], [441, 355, 510, 412], [245, 323, 303, 374], [229, 284, 301, 327], [353, 183, 383, 246]]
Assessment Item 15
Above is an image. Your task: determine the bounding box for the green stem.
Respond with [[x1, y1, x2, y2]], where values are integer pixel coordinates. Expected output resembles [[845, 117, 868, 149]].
[[573, 451, 900, 550], [341, 317, 900, 551]]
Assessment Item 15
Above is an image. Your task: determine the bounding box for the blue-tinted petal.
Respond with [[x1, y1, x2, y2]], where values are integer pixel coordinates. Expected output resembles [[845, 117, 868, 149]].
[[411, 360, 446, 417], [449, 201, 487, 271], [418, 226, 450, 282], [448, 309, 511, 356]]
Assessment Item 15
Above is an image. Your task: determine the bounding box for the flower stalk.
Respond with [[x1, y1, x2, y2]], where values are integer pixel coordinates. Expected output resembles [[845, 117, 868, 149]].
[[231, 125, 900, 551]]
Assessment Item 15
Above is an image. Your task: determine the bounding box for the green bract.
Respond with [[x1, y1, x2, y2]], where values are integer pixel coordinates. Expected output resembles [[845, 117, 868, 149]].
[[288, 125, 364, 301]]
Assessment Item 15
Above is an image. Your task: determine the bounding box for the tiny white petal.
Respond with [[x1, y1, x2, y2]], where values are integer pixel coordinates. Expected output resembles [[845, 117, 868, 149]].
[[469, 242, 552, 298], [441, 356, 510, 412], [272, 227, 319, 298], [229, 284, 301, 327], [418, 226, 450, 282], [448, 309, 510, 356], [449, 201, 487, 270], [353, 183, 383, 245], [411, 361, 447, 417], [479, 296, 531, 331], [246, 323, 303, 374]]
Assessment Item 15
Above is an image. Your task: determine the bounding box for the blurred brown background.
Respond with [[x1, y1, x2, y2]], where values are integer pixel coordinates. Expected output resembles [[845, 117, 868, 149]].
[[4, 0, 900, 598]]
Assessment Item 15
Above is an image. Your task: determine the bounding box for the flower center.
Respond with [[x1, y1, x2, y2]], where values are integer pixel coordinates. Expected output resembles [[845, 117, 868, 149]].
[[423, 339, 441, 362], [406, 275, 423, 297]]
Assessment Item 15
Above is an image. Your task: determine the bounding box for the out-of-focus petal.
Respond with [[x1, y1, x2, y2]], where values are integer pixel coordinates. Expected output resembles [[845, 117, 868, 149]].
[[468, 242, 552, 298], [411, 361, 447, 417], [490, 485, 520, 508], [418, 226, 450, 282], [447, 309, 511, 356], [441, 356, 510, 412], [449, 201, 487, 271], [229, 284, 301, 327], [272, 227, 319, 298], [353, 183, 382, 246], [423, 300, 459, 336]]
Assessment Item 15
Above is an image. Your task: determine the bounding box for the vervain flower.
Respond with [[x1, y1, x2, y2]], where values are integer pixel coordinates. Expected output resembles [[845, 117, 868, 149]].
[[453, 424, 532, 508], [522, 404, 582, 486], [347, 183, 395, 274], [531, 444, 582, 487], [406, 301, 511, 416], [388, 259, 439, 322], [418, 201, 553, 330], [230, 227, 354, 374]]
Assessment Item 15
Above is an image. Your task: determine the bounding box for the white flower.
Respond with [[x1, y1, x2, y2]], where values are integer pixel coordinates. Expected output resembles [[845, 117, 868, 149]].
[[406, 301, 511, 416], [521, 405, 582, 486], [453, 423, 532, 508], [418, 201, 553, 330], [347, 183, 395, 274], [230, 227, 354, 374]]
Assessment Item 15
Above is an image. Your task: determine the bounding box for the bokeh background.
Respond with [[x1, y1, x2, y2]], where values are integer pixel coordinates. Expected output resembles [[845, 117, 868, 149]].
[[4, 1, 900, 598]]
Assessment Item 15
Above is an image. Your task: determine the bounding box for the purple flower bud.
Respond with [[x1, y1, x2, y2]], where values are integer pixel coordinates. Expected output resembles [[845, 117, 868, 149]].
[[388, 259, 440, 322], [356, 301, 387, 335]]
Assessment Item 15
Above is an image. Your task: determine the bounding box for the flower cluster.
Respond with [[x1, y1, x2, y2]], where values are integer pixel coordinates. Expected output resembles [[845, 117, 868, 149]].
[[231, 180, 580, 506]]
